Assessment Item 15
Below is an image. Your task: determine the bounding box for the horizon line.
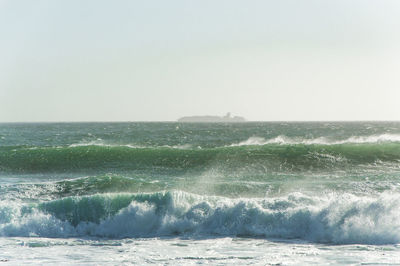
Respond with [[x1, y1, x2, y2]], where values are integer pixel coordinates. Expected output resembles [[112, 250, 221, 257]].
[[1, 120, 400, 123]]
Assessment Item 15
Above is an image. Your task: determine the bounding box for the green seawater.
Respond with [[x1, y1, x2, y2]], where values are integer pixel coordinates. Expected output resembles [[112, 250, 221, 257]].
[[1, 122, 400, 243], [1, 122, 400, 198]]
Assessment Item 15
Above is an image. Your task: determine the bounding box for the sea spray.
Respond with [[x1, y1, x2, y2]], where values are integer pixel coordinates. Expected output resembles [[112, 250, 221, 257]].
[[2, 122, 400, 265], [1, 191, 400, 244]]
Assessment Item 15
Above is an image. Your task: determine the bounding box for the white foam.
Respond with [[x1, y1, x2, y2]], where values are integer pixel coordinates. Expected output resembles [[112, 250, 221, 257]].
[[230, 134, 400, 146], [68, 142, 192, 149], [2, 191, 400, 244], [336, 134, 400, 144]]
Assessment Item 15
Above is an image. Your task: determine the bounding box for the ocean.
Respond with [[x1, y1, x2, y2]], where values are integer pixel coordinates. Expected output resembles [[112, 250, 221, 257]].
[[1, 122, 400, 265]]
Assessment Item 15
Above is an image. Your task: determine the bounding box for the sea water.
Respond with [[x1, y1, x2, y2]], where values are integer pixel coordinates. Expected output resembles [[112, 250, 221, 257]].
[[1, 122, 400, 265]]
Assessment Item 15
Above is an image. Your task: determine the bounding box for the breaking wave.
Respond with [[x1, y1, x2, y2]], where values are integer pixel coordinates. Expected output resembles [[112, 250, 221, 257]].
[[1, 191, 400, 244]]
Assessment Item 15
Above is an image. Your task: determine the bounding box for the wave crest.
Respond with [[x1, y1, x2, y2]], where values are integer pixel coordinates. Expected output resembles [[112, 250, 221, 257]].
[[231, 134, 400, 146], [2, 191, 400, 244]]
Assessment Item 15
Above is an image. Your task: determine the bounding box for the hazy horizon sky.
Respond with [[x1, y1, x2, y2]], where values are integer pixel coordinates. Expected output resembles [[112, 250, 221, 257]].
[[1, 0, 400, 122]]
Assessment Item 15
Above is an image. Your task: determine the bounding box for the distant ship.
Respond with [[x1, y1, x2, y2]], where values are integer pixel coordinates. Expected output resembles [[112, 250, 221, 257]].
[[178, 112, 246, 123]]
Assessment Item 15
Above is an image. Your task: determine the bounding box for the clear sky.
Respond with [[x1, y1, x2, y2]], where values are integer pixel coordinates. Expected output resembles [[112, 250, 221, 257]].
[[1, 0, 400, 122]]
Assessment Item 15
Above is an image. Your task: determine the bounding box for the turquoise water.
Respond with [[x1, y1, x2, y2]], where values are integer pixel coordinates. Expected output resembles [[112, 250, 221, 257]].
[[1, 122, 400, 264]]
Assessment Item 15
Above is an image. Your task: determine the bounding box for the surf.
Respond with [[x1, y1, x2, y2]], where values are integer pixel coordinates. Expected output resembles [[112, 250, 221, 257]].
[[1, 190, 400, 244]]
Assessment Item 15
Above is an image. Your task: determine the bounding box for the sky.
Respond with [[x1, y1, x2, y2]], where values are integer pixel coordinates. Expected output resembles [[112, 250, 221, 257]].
[[1, 0, 400, 122]]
